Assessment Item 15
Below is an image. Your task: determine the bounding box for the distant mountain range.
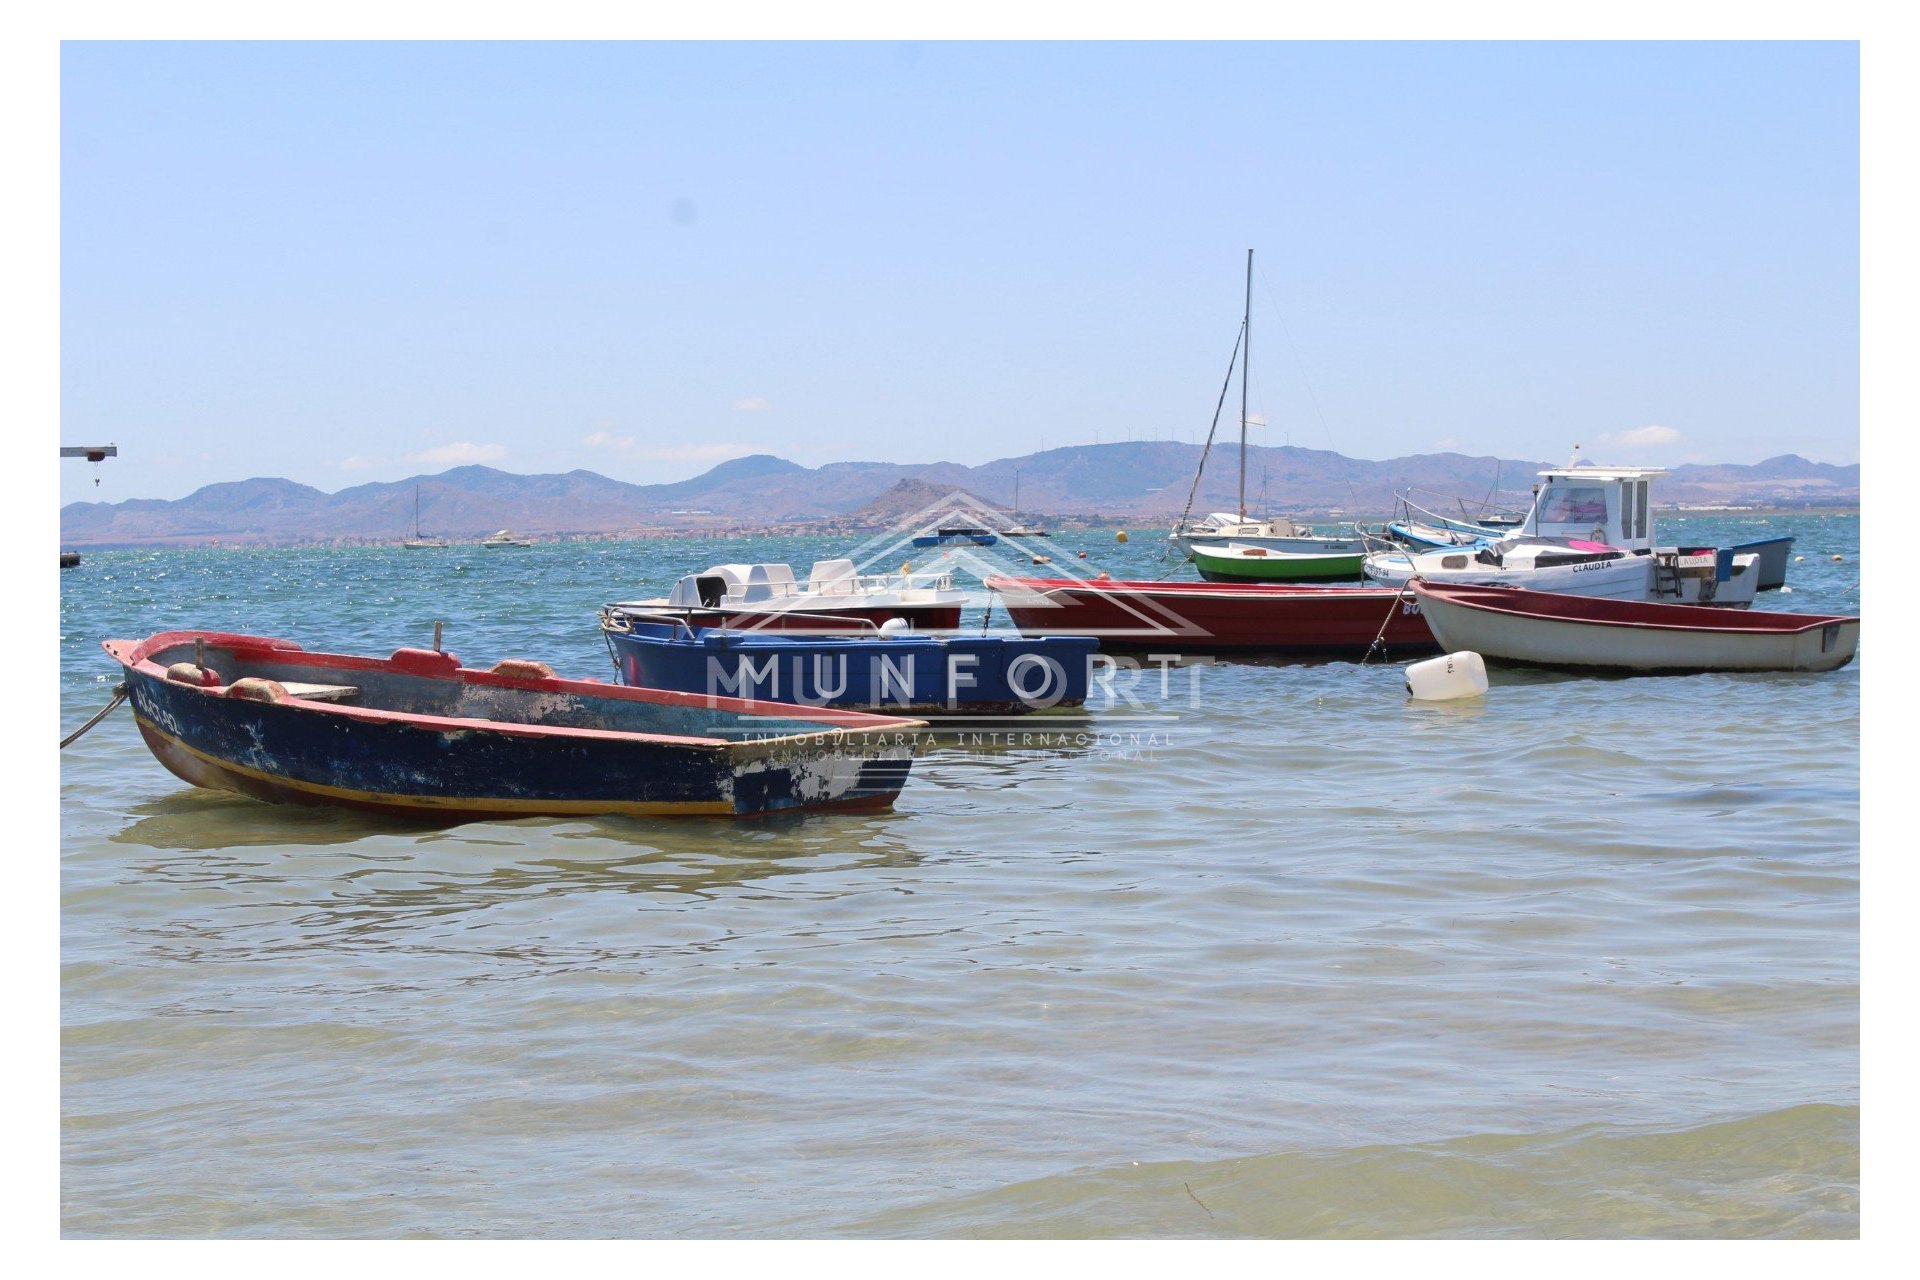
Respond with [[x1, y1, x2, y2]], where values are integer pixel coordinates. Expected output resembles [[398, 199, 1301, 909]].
[[58, 443, 1860, 549]]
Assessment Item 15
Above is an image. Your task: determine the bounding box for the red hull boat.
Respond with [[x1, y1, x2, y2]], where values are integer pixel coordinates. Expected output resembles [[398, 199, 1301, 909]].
[[986, 576, 1437, 657]]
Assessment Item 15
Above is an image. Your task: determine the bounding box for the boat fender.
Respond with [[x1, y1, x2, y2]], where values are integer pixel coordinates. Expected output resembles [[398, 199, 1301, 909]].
[[390, 647, 462, 676], [166, 662, 222, 687], [490, 659, 557, 680], [1591, 527, 1606, 544], [1405, 651, 1488, 702], [227, 677, 288, 703]]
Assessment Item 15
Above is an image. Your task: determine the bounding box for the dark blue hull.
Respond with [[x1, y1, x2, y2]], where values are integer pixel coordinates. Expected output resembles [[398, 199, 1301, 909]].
[[911, 533, 998, 547], [605, 622, 1098, 714], [108, 632, 925, 820]]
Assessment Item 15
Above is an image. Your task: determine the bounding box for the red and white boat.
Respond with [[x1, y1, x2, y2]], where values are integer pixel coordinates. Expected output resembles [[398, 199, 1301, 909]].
[[615, 560, 967, 633], [985, 576, 1437, 657], [1411, 580, 1859, 674]]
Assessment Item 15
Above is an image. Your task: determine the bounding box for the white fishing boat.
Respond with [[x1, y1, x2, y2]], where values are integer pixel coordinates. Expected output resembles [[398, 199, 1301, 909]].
[[613, 560, 969, 633], [481, 529, 534, 548], [1365, 465, 1760, 606], [1168, 251, 1363, 560], [1411, 581, 1859, 674]]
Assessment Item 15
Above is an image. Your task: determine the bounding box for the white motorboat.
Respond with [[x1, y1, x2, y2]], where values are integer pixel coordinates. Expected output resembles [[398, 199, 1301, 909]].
[[613, 560, 969, 632], [1365, 465, 1760, 606], [481, 529, 534, 548]]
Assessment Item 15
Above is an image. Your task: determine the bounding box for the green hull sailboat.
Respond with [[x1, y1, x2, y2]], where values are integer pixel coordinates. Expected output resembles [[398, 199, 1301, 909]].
[[1190, 541, 1367, 583]]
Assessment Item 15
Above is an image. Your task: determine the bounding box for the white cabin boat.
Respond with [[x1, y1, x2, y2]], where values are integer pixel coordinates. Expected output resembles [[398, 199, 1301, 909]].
[[481, 529, 534, 548], [1364, 466, 1759, 606]]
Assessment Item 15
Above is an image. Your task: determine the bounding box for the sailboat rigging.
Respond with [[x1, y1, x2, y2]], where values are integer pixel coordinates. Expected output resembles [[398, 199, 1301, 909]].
[[1168, 250, 1367, 568], [402, 484, 449, 549]]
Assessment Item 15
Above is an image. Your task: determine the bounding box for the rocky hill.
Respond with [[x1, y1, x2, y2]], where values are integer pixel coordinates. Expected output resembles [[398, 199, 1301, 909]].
[[59, 444, 1859, 549]]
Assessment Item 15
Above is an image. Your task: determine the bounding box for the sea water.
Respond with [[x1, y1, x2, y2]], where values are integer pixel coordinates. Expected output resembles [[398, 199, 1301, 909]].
[[58, 516, 1861, 1237]]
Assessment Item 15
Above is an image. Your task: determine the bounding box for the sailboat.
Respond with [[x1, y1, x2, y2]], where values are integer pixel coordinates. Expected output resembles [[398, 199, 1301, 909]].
[[1002, 469, 1048, 538], [1168, 251, 1366, 570], [402, 485, 449, 549]]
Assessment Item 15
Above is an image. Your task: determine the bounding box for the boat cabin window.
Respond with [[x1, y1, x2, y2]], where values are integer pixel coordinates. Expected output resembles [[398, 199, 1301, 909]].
[[695, 575, 727, 608], [1538, 485, 1609, 526], [1634, 481, 1649, 540]]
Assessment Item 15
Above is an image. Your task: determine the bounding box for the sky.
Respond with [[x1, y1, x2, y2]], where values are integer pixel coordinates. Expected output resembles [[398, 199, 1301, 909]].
[[57, 40, 1860, 505]]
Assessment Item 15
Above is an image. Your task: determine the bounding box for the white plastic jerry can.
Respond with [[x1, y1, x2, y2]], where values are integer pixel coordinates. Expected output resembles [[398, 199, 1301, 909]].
[[1405, 651, 1489, 701]]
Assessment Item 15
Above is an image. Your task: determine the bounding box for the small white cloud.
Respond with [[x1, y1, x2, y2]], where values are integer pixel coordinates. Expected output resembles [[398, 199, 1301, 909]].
[[584, 430, 637, 451], [410, 442, 507, 464], [340, 456, 377, 471], [1602, 425, 1681, 449], [1434, 437, 1461, 451], [733, 397, 770, 412]]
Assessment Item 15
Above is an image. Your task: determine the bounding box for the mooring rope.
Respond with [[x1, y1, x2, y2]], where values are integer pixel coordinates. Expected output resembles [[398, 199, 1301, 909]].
[[61, 683, 128, 748], [1361, 585, 1417, 666]]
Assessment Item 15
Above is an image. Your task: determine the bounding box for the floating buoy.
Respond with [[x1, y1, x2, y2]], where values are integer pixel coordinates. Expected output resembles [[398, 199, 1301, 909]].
[[1115, 531, 1129, 543], [1096, 570, 1111, 581], [902, 561, 912, 573], [1795, 555, 1806, 562], [1780, 586, 1794, 594], [1077, 551, 1088, 559], [1831, 554, 1844, 562], [1405, 651, 1488, 701], [1032, 555, 1050, 565]]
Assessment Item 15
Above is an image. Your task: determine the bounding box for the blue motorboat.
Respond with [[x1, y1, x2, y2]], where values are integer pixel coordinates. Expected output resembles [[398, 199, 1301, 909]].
[[1682, 535, 1796, 591], [601, 608, 1098, 714], [910, 526, 998, 547]]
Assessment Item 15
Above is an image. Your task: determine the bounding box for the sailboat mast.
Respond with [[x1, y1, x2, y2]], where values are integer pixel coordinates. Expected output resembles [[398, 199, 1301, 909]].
[[1238, 249, 1251, 520]]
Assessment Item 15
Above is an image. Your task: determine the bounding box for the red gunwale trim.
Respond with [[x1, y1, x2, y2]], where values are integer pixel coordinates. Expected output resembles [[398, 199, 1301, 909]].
[[104, 632, 927, 746]]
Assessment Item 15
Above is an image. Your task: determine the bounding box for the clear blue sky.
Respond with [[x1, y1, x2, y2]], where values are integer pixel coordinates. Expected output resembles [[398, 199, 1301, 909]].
[[59, 40, 1859, 505]]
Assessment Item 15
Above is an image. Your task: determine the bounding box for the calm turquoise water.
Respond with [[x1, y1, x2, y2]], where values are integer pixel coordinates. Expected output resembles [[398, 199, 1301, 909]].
[[60, 516, 1860, 1237]]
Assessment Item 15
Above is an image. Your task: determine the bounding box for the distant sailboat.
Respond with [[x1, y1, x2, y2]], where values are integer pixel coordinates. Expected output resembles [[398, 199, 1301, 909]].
[[1169, 250, 1365, 560], [1002, 469, 1049, 538], [402, 485, 449, 549]]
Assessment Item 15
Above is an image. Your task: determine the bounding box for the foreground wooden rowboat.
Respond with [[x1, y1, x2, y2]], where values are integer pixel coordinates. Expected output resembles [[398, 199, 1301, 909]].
[[985, 576, 1437, 656], [106, 631, 927, 819], [1409, 581, 1859, 674]]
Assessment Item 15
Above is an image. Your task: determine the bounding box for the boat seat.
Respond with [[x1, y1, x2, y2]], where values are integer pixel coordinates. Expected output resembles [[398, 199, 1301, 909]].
[[741, 563, 797, 602], [276, 682, 360, 702], [808, 558, 858, 594]]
